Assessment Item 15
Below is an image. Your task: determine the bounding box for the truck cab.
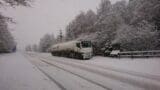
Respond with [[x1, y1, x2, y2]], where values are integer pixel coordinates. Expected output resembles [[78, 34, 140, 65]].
[[76, 41, 93, 59]]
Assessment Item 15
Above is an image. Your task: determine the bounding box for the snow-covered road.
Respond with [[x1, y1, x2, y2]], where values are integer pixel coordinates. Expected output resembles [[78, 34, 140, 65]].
[[0, 52, 160, 90], [0, 52, 61, 90]]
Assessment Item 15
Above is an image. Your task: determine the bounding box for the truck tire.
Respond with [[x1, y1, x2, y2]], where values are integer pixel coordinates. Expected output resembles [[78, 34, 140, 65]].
[[51, 52, 54, 56]]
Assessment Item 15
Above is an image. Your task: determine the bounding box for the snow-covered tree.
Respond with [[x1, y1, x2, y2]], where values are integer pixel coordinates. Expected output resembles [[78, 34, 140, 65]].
[[32, 44, 38, 52], [65, 22, 75, 41], [91, 0, 126, 51], [0, 14, 16, 53], [113, 21, 158, 51], [25, 45, 32, 51], [97, 0, 111, 18], [66, 10, 97, 41], [0, 0, 31, 53], [0, 0, 31, 6], [57, 30, 65, 43], [39, 34, 56, 52], [65, 0, 160, 54], [25, 44, 39, 52], [127, 0, 160, 49]]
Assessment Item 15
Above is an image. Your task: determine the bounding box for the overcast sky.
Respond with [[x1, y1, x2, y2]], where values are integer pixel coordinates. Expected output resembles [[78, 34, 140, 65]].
[[4, 0, 122, 49]]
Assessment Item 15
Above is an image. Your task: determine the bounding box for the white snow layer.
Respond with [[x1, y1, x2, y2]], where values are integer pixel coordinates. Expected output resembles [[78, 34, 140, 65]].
[[38, 52, 160, 76], [0, 52, 160, 90], [0, 52, 61, 90]]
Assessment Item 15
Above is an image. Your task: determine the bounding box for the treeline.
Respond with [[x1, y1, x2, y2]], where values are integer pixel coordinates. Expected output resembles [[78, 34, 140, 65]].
[[0, 19, 16, 53], [0, 0, 30, 53], [29, 0, 160, 54], [65, 0, 160, 53], [25, 31, 64, 52]]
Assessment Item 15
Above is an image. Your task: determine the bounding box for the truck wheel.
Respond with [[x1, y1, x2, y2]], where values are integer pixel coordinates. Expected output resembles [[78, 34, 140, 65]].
[[51, 52, 54, 56], [77, 53, 83, 60], [69, 53, 74, 58], [80, 54, 85, 60]]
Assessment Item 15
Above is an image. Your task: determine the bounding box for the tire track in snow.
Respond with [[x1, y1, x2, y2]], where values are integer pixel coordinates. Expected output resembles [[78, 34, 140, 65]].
[[35, 66, 67, 90], [35, 53, 160, 81], [24, 54, 67, 90], [50, 57, 160, 82], [38, 56, 160, 90], [41, 60, 112, 90]]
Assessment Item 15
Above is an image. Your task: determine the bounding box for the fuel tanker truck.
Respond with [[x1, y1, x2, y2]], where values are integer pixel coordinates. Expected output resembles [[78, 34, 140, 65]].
[[50, 40, 93, 60]]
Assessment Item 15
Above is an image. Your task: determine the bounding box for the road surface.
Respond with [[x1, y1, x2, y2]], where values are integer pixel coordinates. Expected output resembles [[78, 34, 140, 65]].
[[0, 52, 160, 90]]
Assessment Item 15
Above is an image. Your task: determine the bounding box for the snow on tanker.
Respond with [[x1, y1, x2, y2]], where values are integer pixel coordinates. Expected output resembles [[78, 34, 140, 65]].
[[50, 40, 93, 60]]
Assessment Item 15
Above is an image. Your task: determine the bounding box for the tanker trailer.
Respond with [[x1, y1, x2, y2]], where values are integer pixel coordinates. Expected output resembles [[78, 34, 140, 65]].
[[50, 40, 93, 60]]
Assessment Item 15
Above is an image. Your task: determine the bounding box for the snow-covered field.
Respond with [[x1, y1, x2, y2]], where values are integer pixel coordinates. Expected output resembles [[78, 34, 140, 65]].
[[0, 52, 160, 90]]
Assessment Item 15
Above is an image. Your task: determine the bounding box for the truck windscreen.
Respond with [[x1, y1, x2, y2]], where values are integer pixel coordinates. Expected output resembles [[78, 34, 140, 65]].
[[81, 41, 91, 48]]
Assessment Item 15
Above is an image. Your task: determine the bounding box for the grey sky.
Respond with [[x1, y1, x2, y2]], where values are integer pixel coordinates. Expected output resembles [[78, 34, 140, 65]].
[[4, 0, 122, 49]]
